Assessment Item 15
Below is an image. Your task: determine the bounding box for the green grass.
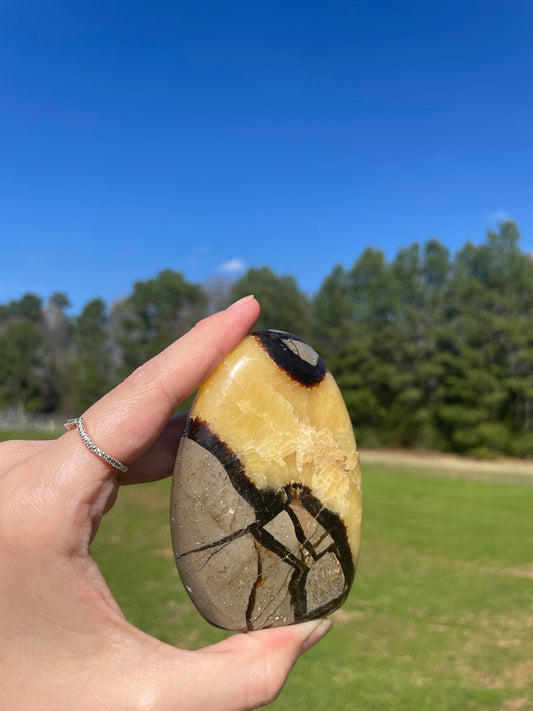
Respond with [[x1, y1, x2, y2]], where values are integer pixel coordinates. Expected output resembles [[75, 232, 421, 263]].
[[90, 462, 533, 711], [5, 432, 530, 708], [0, 429, 60, 441]]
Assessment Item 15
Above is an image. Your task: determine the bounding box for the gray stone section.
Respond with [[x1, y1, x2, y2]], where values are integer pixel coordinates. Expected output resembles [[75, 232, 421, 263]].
[[282, 337, 320, 365], [171, 437, 257, 630], [306, 552, 344, 613], [171, 437, 351, 631]]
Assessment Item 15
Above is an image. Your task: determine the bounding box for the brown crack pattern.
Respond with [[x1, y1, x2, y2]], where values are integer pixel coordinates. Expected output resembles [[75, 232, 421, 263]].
[[172, 418, 355, 631]]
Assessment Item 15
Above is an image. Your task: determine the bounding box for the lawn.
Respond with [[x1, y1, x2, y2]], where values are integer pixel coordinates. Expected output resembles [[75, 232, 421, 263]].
[[89, 456, 533, 711], [0, 429, 60, 441], [3, 430, 531, 709]]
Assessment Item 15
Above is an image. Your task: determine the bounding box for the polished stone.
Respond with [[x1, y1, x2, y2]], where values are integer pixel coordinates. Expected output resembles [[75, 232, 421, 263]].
[[170, 329, 362, 631]]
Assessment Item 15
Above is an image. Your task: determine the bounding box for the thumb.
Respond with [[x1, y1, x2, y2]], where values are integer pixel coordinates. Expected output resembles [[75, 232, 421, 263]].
[[161, 619, 332, 711]]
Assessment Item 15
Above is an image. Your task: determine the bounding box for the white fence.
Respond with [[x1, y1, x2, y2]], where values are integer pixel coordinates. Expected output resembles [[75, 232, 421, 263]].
[[0, 408, 66, 433]]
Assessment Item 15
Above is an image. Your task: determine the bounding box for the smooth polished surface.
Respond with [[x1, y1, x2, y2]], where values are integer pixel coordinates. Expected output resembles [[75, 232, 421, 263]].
[[171, 330, 362, 631]]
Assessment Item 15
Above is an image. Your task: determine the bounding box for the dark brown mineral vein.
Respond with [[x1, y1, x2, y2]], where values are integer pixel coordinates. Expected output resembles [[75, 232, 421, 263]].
[[181, 417, 356, 628]]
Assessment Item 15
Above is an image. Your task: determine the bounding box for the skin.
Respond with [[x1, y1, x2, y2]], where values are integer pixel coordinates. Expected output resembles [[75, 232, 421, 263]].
[[0, 296, 332, 711]]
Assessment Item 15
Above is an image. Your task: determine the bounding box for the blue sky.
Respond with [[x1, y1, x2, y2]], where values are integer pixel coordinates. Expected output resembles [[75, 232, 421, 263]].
[[1, 0, 532, 313]]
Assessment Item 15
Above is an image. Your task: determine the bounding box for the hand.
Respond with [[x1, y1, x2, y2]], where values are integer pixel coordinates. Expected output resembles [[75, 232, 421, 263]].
[[0, 297, 332, 711]]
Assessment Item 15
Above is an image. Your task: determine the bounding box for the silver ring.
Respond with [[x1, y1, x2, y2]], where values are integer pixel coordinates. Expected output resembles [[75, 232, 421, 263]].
[[64, 416, 128, 472]]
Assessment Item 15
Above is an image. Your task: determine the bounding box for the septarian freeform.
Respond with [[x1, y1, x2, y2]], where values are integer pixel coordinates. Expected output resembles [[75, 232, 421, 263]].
[[170, 330, 362, 631]]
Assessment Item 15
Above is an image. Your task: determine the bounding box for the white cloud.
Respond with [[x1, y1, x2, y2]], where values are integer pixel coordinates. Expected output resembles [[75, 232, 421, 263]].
[[217, 258, 247, 274], [487, 209, 510, 223]]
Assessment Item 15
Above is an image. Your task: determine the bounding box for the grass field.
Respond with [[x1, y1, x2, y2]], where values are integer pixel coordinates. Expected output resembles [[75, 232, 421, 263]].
[[90, 456, 533, 711], [3, 431, 532, 709], [0, 429, 60, 441]]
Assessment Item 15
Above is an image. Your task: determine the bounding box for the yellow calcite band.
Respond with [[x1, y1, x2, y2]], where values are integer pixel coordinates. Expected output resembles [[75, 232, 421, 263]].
[[191, 335, 362, 558]]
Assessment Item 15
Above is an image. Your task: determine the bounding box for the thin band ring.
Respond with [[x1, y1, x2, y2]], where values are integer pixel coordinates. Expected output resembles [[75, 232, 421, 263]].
[[64, 416, 128, 473]]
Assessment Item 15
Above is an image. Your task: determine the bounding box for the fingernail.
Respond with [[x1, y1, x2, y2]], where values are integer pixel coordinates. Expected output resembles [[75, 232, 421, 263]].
[[228, 294, 255, 309], [301, 618, 333, 652]]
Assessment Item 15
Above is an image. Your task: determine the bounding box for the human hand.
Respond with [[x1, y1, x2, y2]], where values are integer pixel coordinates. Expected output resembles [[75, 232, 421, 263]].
[[0, 297, 332, 711]]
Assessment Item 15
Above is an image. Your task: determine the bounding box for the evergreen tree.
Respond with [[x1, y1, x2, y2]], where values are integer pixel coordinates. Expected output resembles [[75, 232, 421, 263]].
[[1, 222, 532, 457], [0, 294, 57, 412], [0, 321, 48, 411], [228, 266, 311, 338], [111, 269, 207, 374], [70, 299, 115, 413]]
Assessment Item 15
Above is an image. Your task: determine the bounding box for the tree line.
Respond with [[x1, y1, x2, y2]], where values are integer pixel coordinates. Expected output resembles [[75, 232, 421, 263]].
[[1, 220, 532, 458]]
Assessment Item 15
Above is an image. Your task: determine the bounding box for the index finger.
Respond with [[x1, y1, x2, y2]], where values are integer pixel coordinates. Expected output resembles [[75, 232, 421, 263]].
[[54, 296, 260, 482]]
